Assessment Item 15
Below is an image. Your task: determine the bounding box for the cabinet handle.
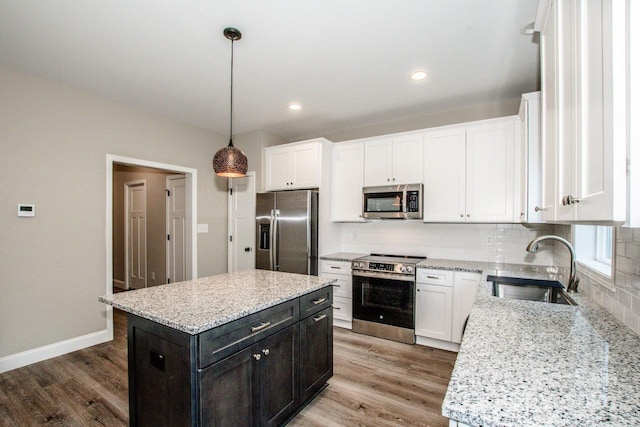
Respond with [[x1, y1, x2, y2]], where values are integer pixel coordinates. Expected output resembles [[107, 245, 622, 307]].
[[313, 314, 327, 322], [426, 275, 441, 280], [330, 266, 340, 269], [312, 297, 326, 305], [562, 195, 581, 206], [460, 214, 464, 218], [262, 349, 270, 356], [250, 321, 271, 333], [392, 178, 396, 181], [253, 353, 261, 361], [534, 206, 544, 212], [466, 214, 470, 217], [333, 306, 341, 310]]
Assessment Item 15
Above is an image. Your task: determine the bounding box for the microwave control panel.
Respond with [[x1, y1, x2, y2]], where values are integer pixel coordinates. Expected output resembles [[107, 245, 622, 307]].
[[406, 191, 420, 213]]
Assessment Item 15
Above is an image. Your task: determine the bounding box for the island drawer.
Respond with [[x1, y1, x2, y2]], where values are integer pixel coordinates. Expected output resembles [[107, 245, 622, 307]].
[[198, 299, 299, 368], [300, 286, 333, 319]]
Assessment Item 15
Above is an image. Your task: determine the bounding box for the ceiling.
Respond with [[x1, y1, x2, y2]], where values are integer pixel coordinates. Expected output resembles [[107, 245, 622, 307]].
[[0, 0, 541, 141]]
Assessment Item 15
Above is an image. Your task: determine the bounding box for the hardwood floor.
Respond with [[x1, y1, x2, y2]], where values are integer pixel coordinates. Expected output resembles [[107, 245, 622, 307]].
[[0, 310, 456, 426]]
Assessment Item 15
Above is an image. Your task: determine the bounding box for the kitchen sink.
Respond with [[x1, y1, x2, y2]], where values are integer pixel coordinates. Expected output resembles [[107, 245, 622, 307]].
[[488, 275, 577, 306]]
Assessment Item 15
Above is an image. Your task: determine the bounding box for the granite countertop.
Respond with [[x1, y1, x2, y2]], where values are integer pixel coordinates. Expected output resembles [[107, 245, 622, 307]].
[[439, 261, 640, 426], [99, 270, 335, 335], [320, 252, 367, 262]]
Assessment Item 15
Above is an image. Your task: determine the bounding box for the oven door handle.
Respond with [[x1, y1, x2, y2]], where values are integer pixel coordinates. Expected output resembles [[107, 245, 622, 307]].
[[352, 270, 416, 282]]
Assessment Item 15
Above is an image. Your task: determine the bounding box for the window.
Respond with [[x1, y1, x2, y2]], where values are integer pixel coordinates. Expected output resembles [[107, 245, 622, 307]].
[[574, 225, 615, 290]]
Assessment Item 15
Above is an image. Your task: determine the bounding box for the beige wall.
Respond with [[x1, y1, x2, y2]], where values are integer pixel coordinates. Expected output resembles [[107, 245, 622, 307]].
[[112, 165, 177, 288], [0, 66, 230, 357]]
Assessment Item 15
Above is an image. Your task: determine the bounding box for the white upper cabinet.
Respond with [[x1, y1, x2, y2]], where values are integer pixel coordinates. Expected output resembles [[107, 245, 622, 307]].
[[423, 127, 466, 222], [423, 117, 519, 223], [331, 141, 365, 222], [536, 0, 627, 222], [265, 140, 321, 191], [519, 92, 543, 223], [363, 133, 423, 186]]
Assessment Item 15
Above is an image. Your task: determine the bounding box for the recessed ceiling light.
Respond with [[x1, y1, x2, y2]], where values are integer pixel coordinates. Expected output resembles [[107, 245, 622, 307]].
[[411, 70, 427, 81], [289, 103, 302, 111]]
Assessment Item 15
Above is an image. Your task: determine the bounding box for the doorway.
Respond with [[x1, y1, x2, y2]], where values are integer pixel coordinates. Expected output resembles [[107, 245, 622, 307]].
[[105, 155, 198, 334]]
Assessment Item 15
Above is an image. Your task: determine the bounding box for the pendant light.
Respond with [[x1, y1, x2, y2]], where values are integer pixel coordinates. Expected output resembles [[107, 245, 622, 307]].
[[213, 27, 248, 177]]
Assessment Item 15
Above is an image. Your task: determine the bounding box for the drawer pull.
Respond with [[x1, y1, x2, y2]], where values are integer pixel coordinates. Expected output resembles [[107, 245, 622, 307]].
[[330, 266, 341, 269], [250, 321, 271, 333], [312, 297, 326, 305], [331, 284, 340, 287], [426, 275, 441, 280], [333, 306, 341, 310], [313, 314, 327, 322]]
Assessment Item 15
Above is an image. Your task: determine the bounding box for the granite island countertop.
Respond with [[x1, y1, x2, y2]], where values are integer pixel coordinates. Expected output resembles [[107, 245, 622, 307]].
[[434, 259, 640, 426], [99, 269, 335, 335]]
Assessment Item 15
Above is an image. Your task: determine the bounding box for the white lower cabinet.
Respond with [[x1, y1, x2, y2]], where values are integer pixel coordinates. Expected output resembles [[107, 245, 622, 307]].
[[451, 272, 481, 344], [416, 268, 480, 351], [416, 269, 453, 342], [319, 260, 352, 329]]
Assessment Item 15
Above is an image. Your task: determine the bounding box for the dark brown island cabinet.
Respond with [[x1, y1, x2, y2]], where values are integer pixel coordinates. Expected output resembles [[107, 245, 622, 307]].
[[127, 286, 333, 426]]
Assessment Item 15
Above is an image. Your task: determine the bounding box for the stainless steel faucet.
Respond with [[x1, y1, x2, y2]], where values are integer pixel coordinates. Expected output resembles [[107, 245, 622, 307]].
[[526, 235, 580, 293]]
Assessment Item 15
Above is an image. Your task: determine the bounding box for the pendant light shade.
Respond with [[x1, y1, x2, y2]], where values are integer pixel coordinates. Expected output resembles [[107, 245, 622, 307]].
[[213, 27, 248, 177]]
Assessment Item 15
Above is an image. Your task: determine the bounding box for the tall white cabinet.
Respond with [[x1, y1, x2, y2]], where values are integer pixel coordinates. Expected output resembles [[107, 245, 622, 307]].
[[423, 117, 520, 223], [331, 141, 365, 222], [536, 0, 627, 222]]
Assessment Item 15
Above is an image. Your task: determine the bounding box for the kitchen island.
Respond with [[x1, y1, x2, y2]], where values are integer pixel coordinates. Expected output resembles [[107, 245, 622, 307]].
[[428, 260, 640, 426], [99, 269, 335, 427]]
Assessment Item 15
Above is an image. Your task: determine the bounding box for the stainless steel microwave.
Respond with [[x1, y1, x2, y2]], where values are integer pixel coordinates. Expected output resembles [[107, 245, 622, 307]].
[[362, 184, 423, 219]]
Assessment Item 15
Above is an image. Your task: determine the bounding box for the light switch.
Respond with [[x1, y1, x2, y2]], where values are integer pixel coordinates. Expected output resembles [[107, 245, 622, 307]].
[[197, 224, 209, 233], [18, 204, 35, 217]]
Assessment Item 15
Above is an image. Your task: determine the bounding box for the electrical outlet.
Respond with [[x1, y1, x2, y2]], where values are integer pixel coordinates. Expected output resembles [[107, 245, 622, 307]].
[[485, 235, 493, 246]]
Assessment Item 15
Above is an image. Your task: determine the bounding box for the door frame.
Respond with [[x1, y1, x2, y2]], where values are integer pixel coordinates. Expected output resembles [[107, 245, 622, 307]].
[[124, 179, 147, 290], [227, 171, 256, 272], [105, 154, 198, 337]]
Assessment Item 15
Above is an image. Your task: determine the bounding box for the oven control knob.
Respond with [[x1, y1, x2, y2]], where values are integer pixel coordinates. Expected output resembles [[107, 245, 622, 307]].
[[400, 266, 407, 273], [406, 266, 414, 273]]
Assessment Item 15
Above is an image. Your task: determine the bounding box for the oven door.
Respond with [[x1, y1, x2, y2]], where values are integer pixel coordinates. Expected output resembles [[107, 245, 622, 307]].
[[352, 271, 415, 329]]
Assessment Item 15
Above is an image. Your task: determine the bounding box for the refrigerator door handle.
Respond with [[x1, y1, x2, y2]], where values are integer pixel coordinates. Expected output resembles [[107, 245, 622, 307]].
[[271, 209, 280, 270]]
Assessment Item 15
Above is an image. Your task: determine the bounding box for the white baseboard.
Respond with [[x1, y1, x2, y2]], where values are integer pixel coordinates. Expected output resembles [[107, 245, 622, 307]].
[[415, 335, 460, 352], [333, 319, 352, 330], [0, 329, 113, 374]]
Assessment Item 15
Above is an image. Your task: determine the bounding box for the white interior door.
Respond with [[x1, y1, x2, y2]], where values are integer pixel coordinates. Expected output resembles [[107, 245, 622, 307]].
[[167, 175, 186, 284], [125, 180, 147, 289], [228, 172, 256, 272]]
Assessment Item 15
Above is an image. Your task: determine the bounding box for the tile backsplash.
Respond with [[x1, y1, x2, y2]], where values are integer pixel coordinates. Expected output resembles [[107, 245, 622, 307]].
[[577, 227, 640, 335], [337, 221, 640, 336], [340, 222, 557, 265]]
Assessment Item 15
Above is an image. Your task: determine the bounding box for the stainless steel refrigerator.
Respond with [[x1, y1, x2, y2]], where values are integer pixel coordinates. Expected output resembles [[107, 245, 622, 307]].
[[255, 190, 318, 275]]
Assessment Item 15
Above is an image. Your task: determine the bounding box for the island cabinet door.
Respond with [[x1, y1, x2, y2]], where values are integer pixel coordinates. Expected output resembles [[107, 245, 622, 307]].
[[199, 346, 259, 426], [198, 324, 299, 427], [299, 306, 333, 402], [258, 324, 300, 427]]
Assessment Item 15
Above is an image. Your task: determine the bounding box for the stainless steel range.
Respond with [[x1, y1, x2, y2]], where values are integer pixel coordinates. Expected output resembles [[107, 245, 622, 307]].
[[351, 254, 425, 344]]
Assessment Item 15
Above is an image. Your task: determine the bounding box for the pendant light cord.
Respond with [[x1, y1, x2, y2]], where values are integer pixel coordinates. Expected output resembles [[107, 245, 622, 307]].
[[228, 36, 234, 147]]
